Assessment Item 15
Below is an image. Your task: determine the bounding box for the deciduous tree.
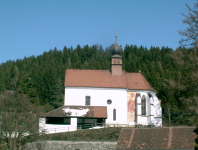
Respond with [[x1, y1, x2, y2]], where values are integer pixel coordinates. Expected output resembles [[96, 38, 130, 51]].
[[179, 2, 198, 48], [0, 91, 44, 150], [171, 1, 198, 125]]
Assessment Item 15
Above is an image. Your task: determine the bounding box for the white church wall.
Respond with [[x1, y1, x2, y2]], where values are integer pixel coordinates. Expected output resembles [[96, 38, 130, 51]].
[[151, 91, 162, 126], [151, 104, 154, 116], [147, 95, 152, 124], [136, 96, 141, 124], [64, 88, 162, 126], [137, 104, 141, 115], [151, 117, 162, 126], [129, 90, 162, 126], [65, 87, 128, 124], [137, 116, 141, 124], [141, 116, 148, 125], [148, 115, 151, 124], [137, 96, 141, 104], [147, 94, 151, 116], [153, 97, 162, 118]]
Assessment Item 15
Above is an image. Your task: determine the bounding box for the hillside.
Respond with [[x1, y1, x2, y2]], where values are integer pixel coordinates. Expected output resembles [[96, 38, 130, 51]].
[[0, 44, 197, 125]]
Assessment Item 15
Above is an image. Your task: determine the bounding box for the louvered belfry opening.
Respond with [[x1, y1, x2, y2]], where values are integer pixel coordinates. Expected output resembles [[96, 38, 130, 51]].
[[111, 54, 122, 75]]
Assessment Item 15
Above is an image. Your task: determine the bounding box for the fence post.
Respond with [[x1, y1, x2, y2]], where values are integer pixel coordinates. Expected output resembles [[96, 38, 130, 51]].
[[55, 128, 56, 133]]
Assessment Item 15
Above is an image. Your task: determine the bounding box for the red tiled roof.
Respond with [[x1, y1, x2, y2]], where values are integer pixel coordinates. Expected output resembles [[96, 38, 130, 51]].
[[41, 105, 107, 118], [116, 127, 196, 150], [171, 127, 197, 149], [64, 69, 156, 91]]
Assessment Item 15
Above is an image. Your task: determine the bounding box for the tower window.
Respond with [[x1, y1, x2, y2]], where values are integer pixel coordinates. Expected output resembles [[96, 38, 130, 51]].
[[85, 96, 90, 106], [141, 95, 146, 115], [113, 109, 116, 121]]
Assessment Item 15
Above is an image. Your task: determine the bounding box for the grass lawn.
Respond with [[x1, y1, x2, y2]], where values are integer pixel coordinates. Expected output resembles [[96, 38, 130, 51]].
[[40, 127, 122, 141], [0, 127, 122, 149]]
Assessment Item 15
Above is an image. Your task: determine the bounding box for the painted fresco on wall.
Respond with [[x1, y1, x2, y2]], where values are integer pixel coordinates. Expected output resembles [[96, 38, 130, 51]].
[[127, 92, 136, 122]]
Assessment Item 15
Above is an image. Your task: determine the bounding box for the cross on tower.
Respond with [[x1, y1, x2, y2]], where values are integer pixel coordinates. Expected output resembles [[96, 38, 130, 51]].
[[115, 29, 117, 42]]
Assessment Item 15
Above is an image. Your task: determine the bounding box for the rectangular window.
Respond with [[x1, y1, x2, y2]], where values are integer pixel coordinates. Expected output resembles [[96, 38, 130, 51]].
[[46, 117, 70, 125], [64, 118, 71, 125], [85, 96, 90, 106]]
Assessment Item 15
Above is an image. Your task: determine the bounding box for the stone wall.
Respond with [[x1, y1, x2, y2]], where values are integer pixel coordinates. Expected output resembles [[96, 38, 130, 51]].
[[25, 141, 117, 150]]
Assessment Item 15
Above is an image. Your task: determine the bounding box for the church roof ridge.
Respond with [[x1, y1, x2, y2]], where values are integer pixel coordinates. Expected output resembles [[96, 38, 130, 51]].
[[66, 69, 110, 71], [64, 69, 156, 92]]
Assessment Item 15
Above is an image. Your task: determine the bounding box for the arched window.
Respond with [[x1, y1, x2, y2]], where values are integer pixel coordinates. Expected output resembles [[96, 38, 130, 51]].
[[85, 96, 90, 106], [113, 109, 116, 121], [141, 95, 146, 115]]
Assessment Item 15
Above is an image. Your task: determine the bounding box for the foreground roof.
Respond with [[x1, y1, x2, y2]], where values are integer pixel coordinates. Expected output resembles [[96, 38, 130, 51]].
[[41, 105, 107, 118], [64, 69, 156, 91], [116, 127, 196, 150]]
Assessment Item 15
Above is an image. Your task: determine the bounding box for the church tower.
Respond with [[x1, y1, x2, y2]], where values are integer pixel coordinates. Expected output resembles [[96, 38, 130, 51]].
[[111, 34, 123, 75]]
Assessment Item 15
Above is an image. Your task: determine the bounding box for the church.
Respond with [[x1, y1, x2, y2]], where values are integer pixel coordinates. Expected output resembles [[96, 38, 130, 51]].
[[39, 35, 162, 134]]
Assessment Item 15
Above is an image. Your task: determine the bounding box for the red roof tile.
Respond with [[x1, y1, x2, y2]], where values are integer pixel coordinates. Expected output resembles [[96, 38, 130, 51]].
[[41, 105, 107, 118], [64, 69, 156, 91], [171, 127, 196, 149], [116, 127, 196, 149]]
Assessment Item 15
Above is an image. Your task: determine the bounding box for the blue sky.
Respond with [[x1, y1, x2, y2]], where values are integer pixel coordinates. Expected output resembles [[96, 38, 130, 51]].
[[0, 0, 197, 64]]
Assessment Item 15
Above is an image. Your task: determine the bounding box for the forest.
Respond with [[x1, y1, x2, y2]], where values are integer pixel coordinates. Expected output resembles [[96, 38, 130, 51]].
[[0, 43, 197, 126]]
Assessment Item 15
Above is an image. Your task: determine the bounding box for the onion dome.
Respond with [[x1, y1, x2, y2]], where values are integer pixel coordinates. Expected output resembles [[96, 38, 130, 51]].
[[112, 34, 123, 55]]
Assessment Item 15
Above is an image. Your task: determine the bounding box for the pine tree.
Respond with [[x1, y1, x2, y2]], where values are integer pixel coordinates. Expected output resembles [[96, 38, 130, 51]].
[[50, 76, 64, 109]]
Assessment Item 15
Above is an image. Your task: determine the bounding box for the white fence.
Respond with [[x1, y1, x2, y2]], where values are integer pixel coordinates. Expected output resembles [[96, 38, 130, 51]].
[[44, 126, 77, 134]]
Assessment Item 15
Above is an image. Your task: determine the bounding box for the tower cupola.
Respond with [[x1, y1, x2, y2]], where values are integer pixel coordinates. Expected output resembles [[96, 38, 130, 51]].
[[111, 34, 123, 75], [112, 34, 123, 54]]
